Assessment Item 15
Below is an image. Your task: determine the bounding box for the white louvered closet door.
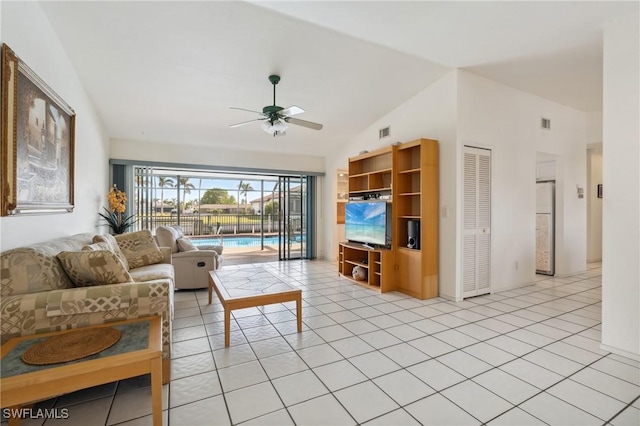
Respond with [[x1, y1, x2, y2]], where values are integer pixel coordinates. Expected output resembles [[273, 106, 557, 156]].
[[463, 146, 492, 298]]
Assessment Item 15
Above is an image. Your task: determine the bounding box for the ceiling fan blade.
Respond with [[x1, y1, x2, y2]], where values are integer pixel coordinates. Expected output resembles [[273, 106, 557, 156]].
[[284, 117, 323, 130], [229, 118, 267, 128], [230, 107, 264, 115], [279, 105, 305, 117]]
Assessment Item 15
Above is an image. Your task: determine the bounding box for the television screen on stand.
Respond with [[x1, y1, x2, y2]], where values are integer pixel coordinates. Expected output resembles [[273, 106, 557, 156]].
[[345, 201, 390, 247]]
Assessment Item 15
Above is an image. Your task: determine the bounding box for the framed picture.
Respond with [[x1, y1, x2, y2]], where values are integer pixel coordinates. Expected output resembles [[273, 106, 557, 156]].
[[597, 184, 603, 199], [1, 44, 75, 216]]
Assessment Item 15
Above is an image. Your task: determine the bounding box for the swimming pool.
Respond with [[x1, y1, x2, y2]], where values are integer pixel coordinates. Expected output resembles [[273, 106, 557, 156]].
[[192, 236, 280, 248]]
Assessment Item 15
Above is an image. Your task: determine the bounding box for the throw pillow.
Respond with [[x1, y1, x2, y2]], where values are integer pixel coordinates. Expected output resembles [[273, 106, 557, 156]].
[[57, 250, 133, 287], [115, 230, 164, 269], [177, 237, 198, 252], [93, 233, 130, 270]]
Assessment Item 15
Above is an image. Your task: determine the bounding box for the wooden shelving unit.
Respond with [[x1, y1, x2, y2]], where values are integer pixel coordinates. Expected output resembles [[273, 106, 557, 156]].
[[338, 138, 439, 300], [338, 243, 395, 291], [336, 170, 348, 224], [393, 139, 439, 299], [348, 147, 393, 198]]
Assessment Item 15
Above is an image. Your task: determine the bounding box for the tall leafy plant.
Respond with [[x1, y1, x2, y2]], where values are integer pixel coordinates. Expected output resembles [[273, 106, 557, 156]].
[[99, 185, 135, 234]]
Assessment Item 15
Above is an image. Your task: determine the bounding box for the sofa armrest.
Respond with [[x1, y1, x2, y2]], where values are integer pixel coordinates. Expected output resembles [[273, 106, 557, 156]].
[[0, 280, 173, 360], [172, 250, 219, 260], [171, 250, 219, 290]]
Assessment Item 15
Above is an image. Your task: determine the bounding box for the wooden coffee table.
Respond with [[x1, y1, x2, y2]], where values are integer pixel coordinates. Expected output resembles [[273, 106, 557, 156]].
[[0, 316, 163, 426], [209, 268, 302, 346]]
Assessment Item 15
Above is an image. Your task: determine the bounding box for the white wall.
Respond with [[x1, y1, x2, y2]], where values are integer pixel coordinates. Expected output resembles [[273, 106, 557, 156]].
[[324, 70, 459, 298], [325, 69, 590, 301], [110, 139, 325, 174], [457, 71, 588, 292], [601, 13, 640, 359], [0, 2, 110, 251], [111, 138, 327, 258]]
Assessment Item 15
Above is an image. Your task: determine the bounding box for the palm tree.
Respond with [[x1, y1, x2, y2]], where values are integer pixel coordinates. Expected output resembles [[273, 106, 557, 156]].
[[158, 176, 174, 214], [239, 181, 254, 211], [179, 177, 195, 212]]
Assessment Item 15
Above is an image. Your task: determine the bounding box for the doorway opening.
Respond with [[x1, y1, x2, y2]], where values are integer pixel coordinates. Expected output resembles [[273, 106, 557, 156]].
[[587, 146, 603, 263], [535, 153, 557, 276]]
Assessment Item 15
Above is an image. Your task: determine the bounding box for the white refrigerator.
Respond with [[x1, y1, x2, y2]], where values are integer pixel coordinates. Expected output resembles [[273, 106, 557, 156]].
[[536, 182, 555, 275]]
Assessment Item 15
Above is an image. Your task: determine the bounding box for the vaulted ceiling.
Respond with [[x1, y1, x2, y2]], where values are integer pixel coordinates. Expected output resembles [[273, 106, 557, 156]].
[[39, 1, 638, 157]]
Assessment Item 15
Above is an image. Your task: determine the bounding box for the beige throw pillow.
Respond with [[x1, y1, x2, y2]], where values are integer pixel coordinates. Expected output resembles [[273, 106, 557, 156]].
[[57, 250, 133, 287], [115, 230, 164, 269], [177, 237, 198, 252], [93, 233, 130, 270]]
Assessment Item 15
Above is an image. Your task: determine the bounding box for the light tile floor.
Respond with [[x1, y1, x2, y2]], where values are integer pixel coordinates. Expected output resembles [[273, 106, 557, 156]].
[[5, 261, 640, 425]]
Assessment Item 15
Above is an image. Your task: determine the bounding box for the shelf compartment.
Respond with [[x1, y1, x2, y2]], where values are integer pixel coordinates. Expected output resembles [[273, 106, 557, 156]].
[[369, 171, 392, 190], [397, 172, 421, 194], [349, 175, 369, 192], [349, 151, 392, 175], [397, 145, 422, 171], [396, 194, 421, 217], [345, 259, 369, 268], [338, 243, 394, 292], [395, 217, 421, 250]]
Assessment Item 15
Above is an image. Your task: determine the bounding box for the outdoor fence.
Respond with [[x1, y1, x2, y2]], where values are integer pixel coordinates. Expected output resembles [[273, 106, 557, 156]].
[[135, 214, 302, 237]]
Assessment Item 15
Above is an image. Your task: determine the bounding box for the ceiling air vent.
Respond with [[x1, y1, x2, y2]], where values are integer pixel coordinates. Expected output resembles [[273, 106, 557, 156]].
[[541, 117, 551, 130], [379, 126, 391, 139]]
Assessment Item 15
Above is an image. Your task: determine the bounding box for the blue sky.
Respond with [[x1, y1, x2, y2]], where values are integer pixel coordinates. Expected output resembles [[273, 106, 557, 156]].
[[149, 176, 280, 203]]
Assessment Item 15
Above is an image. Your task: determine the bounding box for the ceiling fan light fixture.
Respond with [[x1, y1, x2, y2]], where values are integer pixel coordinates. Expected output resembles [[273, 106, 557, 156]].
[[261, 120, 288, 136]]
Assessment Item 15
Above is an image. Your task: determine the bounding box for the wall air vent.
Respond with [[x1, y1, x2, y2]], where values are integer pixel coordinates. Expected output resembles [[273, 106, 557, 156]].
[[541, 117, 551, 130], [379, 126, 391, 139]]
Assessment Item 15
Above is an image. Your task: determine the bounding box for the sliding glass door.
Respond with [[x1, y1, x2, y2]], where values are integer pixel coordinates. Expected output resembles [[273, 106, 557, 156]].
[[123, 164, 315, 263], [277, 175, 311, 260]]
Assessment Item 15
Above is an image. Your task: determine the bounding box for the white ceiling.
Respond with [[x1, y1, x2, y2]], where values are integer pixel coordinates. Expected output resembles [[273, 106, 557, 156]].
[[39, 1, 638, 157]]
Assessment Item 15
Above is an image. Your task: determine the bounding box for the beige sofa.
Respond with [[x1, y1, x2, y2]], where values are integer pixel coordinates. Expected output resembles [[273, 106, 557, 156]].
[[155, 225, 222, 290], [0, 232, 174, 383]]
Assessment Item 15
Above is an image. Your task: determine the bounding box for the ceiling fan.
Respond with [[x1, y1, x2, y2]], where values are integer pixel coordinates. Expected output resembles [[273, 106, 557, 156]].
[[229, 75, 323, 137]]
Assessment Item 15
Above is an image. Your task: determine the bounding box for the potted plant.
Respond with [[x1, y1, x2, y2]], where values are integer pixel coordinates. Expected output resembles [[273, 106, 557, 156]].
[[99, 185, 135, 234]]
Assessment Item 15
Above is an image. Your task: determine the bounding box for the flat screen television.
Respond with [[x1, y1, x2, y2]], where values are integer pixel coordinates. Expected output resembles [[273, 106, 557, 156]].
[[345, 201, 390, 247]]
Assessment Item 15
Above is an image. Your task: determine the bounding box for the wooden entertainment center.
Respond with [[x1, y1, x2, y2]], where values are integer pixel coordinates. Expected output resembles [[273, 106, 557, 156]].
[[338, 138, 439, 300]]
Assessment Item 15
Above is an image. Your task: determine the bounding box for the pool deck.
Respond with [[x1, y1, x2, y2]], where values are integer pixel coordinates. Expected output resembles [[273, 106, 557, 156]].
[[221, 246, 279, 265], [191, 234, 303, 265]]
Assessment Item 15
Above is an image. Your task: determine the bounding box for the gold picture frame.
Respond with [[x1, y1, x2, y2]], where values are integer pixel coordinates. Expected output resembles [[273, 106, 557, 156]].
[[1, 44, 75, 216]]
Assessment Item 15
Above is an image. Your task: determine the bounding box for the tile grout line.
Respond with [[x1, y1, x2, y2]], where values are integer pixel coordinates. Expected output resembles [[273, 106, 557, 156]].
[[167, 263, 635, 425]]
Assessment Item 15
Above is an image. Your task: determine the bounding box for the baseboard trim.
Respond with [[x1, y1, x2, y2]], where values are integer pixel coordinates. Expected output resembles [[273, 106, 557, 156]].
[[555, 269, 588, 278], [600, 344, 640, 362]]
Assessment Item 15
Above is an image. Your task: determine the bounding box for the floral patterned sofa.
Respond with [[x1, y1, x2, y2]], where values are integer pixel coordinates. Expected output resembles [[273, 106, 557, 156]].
[[0, 232, 174, 383]]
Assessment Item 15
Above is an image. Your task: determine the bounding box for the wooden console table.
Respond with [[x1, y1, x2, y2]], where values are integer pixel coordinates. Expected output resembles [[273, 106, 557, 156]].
[[209, 268, 302, 347]]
